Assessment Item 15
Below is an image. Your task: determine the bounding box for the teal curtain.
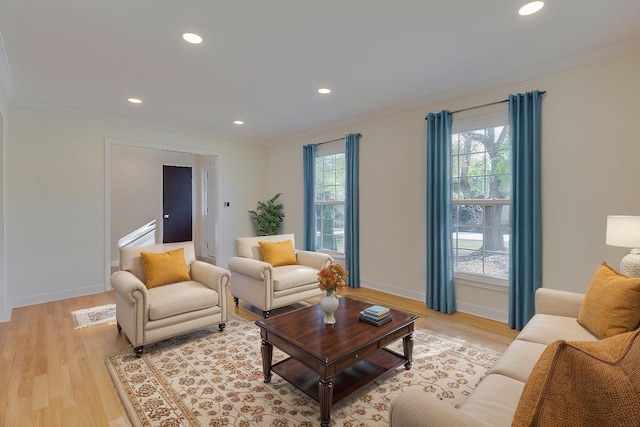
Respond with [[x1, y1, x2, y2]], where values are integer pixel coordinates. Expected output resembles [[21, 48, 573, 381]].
[[303, 144, 317, 251], [509, 91, 543, 330], [345, 133, 360, 288], [426, 111, 455, 314]]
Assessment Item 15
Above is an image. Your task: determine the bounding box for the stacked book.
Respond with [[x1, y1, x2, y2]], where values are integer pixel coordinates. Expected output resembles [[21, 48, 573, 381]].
[[359, 305, 392, 326]]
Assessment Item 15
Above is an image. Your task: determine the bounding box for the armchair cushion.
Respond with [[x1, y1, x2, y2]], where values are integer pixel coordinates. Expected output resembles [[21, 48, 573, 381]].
[[577, 262, 640, 339], [140, 247, 191, 288], [148, 281, 220, 321], [258, 239, 298, 266], [273, 265, 321, 291]]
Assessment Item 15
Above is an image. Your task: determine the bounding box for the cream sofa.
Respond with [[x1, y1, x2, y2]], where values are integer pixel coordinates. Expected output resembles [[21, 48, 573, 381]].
[[389, 288, 599, 426], [228, 233, 333, 317]]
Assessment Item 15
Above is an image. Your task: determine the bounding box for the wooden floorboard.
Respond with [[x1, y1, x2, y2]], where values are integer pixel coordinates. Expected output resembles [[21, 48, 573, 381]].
[[0, 285, 517, 426]]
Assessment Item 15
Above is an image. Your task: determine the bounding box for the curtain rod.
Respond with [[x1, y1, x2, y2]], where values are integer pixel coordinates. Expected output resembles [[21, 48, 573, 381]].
[[425, 91, 547, 118], [317, 137, 345, 146]]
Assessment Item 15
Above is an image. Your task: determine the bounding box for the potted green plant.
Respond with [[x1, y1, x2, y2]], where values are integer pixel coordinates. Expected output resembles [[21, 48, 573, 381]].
[[248, 193, 285, 236]]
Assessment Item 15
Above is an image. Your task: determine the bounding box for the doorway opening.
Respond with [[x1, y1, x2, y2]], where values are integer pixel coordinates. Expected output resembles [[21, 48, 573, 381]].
[[105, 139, 220, 289]]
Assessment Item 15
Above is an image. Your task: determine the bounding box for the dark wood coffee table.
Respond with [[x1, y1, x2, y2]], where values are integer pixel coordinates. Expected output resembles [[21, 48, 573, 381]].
[[255, 297, 418, 426]]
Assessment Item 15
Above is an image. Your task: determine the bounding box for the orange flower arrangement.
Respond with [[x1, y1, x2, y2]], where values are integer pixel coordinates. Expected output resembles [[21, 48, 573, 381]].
[[317, 263, 348, 296]]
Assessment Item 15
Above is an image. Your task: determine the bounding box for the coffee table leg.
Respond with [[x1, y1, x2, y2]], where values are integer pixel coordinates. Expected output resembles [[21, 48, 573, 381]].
[[261, 339, 273, 383], [403, 333, 414, 370], [318, 377, 334, 427]]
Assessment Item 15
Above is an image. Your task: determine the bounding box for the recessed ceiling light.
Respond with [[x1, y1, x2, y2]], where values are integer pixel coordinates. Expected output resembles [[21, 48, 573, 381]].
[[128, 98, 142, 104], [182, 32, 203, 44], [233, 120, 244, 125], [519, 1, 544, 16], [318, 88, 331, 94]]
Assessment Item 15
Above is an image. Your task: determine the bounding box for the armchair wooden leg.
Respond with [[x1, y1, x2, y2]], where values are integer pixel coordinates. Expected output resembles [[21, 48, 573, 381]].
[[218, 323, 226, 332], [233, 297, 239, 306], [134, 346, 143, 357]]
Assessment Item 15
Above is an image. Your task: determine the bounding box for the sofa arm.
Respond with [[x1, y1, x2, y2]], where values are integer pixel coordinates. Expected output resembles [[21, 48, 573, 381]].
[[190, 261, 230, 294], [111, 270, 148, 306], [389, 390, 483, 427], [228, 257, 273, 281], [296, 250, 333, 270], [535, 288, 584, 317]]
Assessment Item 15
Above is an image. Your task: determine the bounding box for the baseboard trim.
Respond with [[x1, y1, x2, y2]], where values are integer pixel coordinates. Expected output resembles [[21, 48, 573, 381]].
[[456, 301, 508, 323], [360, 278, 426, 303], [8, 283, 106, 310], [361, 278, 508, 323], [0, 308, 11, 322]]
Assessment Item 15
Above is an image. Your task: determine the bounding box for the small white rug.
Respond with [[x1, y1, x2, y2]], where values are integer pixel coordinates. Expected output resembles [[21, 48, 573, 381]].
[[72, 304, 116, 329]]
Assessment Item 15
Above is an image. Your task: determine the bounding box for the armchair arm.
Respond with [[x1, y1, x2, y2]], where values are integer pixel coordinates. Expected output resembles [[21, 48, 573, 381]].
[[228, 257, 273, 281], [296, 250, 333, 270], [111, 270, 148, 308], [389, 390, 483, 427], [535, 288, 584, 317], [190, 261, 230, 294]]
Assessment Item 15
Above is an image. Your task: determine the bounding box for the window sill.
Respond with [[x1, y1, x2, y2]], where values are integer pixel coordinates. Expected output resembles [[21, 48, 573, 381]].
[[318, 250, 344, 262], [455, 272, 508, 293]]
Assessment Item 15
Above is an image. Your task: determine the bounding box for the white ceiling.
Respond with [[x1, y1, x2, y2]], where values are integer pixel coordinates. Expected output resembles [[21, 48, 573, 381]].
[[1, 1, 639, 145]]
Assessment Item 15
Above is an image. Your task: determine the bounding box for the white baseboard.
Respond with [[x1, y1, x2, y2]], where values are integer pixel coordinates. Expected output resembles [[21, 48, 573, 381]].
[[8, 283, 106, 310], [360, 278, 426, 302], [456, 301, 508, 323], [0, 308, 11, 322], [360, 278, 508, 323]]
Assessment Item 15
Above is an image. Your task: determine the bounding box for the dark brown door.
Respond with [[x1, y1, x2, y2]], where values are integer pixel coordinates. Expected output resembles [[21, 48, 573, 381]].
[[163, 165, 192, 243]]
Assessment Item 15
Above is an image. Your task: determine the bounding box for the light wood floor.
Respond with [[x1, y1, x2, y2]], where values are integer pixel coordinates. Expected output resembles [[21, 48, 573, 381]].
[[0, 285, 517, 426]]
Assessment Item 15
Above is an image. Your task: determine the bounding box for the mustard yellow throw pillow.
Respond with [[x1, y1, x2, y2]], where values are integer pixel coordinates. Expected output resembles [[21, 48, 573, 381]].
[[140, 248, 191, 289], [258, 240, 298, 267], [577, 262, 640, 339], [512, 329, 640, 427]]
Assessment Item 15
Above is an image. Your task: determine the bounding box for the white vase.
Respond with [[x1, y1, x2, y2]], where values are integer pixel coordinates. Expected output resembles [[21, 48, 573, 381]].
[[320, 294, 340, 324]]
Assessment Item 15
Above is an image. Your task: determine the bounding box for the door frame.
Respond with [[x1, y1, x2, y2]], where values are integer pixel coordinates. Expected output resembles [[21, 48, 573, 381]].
[[104, 138, 221, 292], [201, 163, 218, 258]]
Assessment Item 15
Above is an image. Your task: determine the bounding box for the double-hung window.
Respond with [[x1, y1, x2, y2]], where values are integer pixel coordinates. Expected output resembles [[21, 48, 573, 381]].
[[451, 109, 510, 285], [315, 142, 345, 256]]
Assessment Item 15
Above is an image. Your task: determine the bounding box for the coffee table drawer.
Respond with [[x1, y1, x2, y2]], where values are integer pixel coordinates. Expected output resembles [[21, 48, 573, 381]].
[[335, 341, 379, 372], [379, 325, 412, 347]]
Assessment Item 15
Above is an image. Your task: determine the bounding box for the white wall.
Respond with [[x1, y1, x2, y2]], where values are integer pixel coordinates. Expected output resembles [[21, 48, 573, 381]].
[[268, 52, 640, 323], [5, 106, 267, 309]]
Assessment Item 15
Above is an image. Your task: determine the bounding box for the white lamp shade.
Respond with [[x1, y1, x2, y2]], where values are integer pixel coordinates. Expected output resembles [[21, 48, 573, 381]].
[[606, 215, 640, 248]]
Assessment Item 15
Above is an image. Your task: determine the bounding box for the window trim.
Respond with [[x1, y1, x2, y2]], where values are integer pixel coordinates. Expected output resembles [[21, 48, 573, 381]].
[[451, 107, 510, 287], [315, 147, 346, 256]]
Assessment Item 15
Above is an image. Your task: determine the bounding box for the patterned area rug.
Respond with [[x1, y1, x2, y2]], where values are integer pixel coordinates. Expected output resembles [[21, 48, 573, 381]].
[[72, 304, 116, 329], [105, 315, 501, 426]]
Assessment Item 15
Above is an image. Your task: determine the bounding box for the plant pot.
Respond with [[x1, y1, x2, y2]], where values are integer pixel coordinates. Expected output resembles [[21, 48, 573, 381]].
[[320, 294, 340, 324]]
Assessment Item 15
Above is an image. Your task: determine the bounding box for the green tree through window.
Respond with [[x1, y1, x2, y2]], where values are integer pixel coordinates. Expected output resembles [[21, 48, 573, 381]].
[[315, 152, 345, 254], [452, 125, 510, 278]]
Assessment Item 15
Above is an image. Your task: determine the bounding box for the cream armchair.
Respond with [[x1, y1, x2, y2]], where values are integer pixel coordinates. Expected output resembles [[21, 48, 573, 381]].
[[111, 241, 229, 355], [228, 234, 333, 317]]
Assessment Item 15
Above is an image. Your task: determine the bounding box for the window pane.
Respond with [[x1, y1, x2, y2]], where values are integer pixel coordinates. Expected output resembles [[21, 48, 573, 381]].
[[451, 122, 510, 280]]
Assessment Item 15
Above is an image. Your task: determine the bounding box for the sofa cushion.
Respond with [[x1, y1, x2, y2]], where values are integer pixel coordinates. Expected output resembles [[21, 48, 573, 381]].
[[487, 339, 547, 383], [140, 247, 191, 289], [147, 281, 219, 320], [512, 329, 640, 427], [258, 239, 298, 267], [517, 313, 598, 345], [459, 374, 525, 427], [577, 262, 640, 339]]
